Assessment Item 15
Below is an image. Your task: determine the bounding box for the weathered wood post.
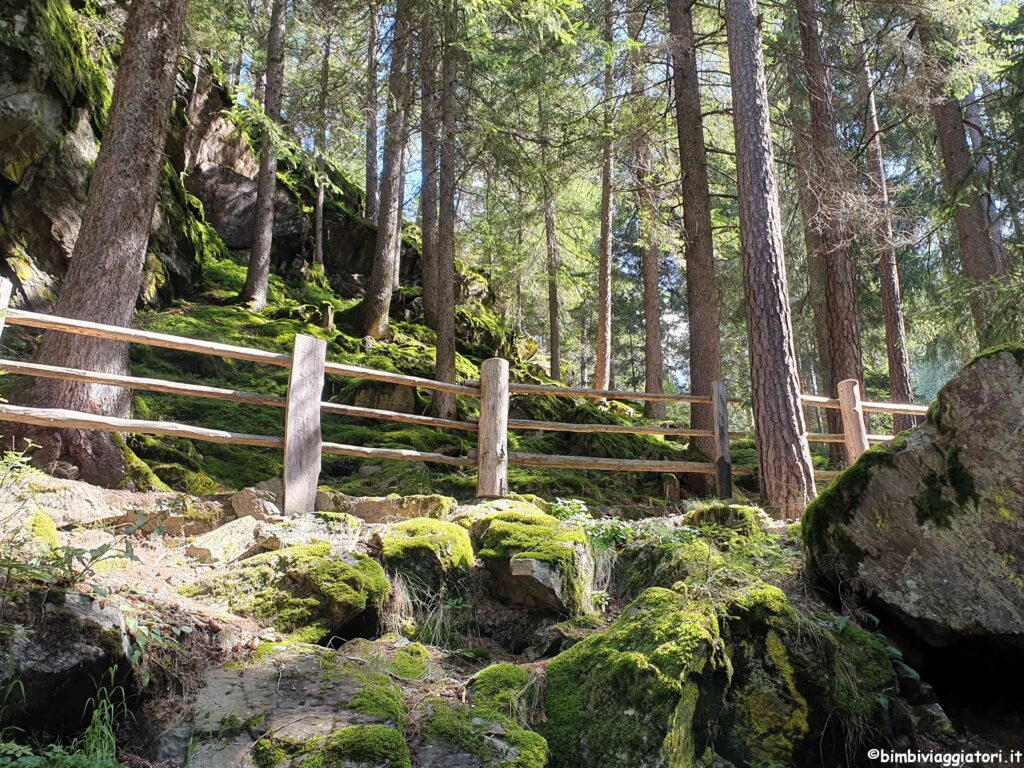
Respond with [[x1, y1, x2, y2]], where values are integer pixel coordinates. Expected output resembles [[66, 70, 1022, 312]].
[[477, 357, 509, 498], [283, 333, 327, 515], [712, 379, 732, 499], [0, 278, 12, 341], [838, 379, 869, 464]]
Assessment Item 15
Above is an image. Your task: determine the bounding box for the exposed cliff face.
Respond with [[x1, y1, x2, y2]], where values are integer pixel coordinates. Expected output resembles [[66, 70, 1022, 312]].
[[0, 0, 419, 314]]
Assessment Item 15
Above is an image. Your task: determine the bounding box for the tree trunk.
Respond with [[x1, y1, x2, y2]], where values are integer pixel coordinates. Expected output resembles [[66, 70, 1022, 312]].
[[594, 0, 614, 391], [432, 19, 458, 419], [667, 0, 722, 455], [795, 0, 863, 452], [919, 20, 1008, 347], [365, 3, 380, 222], [785, 21, 840, 461], [626, 5, 665, 419], [963, 86, 1005, 261], [725, 0, 816, 517], [314, 32, 332, 269], [857, 42, 916, 433], [420, 11, 440, 328], [360, 0, 413, 339], [544, 193, 561, 380], [241, 0, 287, 310], [393, 141, 408, 290], [26, 0, 189, 486]]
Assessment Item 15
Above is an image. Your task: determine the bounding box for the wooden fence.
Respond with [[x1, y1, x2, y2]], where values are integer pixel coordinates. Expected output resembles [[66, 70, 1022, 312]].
[[0, 278, 927, 513]]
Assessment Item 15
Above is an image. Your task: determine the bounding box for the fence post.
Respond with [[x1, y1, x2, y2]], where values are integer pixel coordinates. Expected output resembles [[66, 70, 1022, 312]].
[[0, 278, 12, 341], [838, 379, 869, 464], [283, 333, 327, 515], [712, 379, 732, 499], [477, 357, 509, 498]]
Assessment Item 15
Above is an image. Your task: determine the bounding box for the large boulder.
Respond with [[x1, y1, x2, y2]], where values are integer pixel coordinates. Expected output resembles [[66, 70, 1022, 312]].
[[466, 501, 594, 616], [184, 643, 410, 768], [181, 543, 390, 644], [374, 518, 474, 593], [804, 345, 1024, 656], [0, 591, 129, 733]]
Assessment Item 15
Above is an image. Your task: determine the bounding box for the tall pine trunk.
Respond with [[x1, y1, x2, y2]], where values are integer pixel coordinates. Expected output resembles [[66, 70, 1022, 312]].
[[314, 32, 332, 268], [360, 0, 413, 339], [544, 192, 561, 380], [28, 0, 189, 485], [795, 0, 863, 452], [668, 0, 721, 454], [242, 0, 287, 310], [627, 5, 665, 419], [725, 0, 815, 517], [857, 41, 916, 432], [919, 19, 1008, 347], [594, 0, 615, 391], [365, 4, 380, 222], [420, 11, 440, 328], [432, 17, 458, 419]]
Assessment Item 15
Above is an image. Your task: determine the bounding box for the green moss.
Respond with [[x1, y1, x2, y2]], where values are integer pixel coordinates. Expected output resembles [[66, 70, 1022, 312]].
[[423, 699, 548, 768], [802, 439, 907, 571], [543, 587, 730, 768], [966, 341, 1024, 369], [944, 446, 978, 507], [180, 543, 390, 643], [685, 502, 763, 538], [390, 642, 431, 680], [472, 663, 530, 715], [728, 631, 810, 767], [349, 673, 407, 727], [300, 725, 410, 768], [914, 471, 956, 528], [34, 0, 113, 127], [378, 518, 473, 589], [27, 511, 59, 549], [115, 433, 171, 492], [474, 508, 592, 615], [619, 538, 726, 597]]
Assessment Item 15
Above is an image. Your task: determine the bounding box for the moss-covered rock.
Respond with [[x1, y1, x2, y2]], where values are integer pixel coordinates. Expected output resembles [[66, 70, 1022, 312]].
[[804, 348, 1024, 654], [543, 587, 731, 768], [470, 503, 594, 616], [181, 543, 390, 643], [376, 518, 474, 592], [684, 502, 764, 538]]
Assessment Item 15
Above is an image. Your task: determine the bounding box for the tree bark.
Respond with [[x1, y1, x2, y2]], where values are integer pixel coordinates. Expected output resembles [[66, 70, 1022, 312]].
[[432, 16, 458, 419], [544, 192, 561, 380], [360, 0, 413, 339], [725, 0, 816, 517], [795, 0, 863, 448], [27, 0, 189, 486], [393, 140, 408, 290], [241, 0, 287, 310], [626, 5, 665, 419], [918, 20, 1008, 347], [420, 11, 440, 328], [857, 42, 916, 433], [314, 32, 332, 269], [594, 0, 615, 391], [667, 0, 721, 454], [963, 86, 1005, 264], [365, 3, 380, 222]]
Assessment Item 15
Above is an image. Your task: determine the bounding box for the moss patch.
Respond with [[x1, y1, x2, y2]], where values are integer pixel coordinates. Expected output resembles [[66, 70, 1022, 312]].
[[180, 543, 390, 643], [543, 587, 730, 768], [473, 507, 592, 616], [378, 518, 473, 591]]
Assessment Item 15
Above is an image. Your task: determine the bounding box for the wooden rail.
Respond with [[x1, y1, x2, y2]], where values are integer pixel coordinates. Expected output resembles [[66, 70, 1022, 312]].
[[0, 278, 929, 511], [802, 380, 925, 464]]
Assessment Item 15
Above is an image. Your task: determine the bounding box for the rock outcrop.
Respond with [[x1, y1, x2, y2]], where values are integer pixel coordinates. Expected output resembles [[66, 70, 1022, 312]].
[[804, 345, 1024, 658]]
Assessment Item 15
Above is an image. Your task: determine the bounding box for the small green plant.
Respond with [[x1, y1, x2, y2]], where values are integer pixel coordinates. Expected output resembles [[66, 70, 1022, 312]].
[[0, 669, 124, 767], [575, 515, 637, 549], [123, 612, 192, 688], [550, 498, 589, 520]]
